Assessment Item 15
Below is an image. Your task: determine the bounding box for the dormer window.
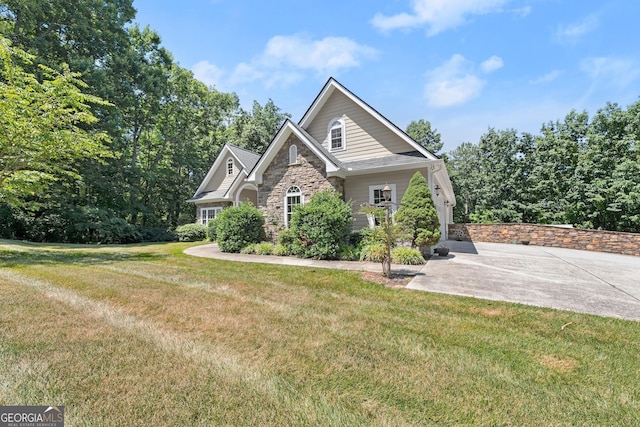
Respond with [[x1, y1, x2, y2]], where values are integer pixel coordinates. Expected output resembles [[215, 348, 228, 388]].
[[328, 118, 345, 151], [227, 158, 234, 176]]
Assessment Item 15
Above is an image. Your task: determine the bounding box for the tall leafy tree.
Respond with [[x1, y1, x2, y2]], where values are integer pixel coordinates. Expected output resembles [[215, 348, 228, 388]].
[[529, 111, 586, 224], [0, 0, 135, 73], [406, 119, 443, 154], [446, 142, 482, 223], [227, 99, 290, 153], [0, 37, 110, 202], [473, 128, 535, 223], [575, 102, 640, 232]]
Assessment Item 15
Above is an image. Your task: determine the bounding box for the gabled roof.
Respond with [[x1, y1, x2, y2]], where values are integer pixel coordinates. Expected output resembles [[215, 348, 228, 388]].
[[246, 119, 343, 184], [299, 78, 439, 161], [227, 144, 261, 171], [191, 143, 260, 200]]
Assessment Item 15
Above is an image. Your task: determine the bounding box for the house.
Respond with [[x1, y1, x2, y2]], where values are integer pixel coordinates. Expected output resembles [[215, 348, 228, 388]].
[[188, 78, 455, 240]]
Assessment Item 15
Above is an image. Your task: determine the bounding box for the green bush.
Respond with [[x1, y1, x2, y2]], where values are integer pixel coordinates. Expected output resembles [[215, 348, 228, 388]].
[[273, 244, 290, 256], [0, 203, 25, 239], [290, 189, 352, 260], [97, 217, 141, 244], [391, 247, 425, 265], [359, 242, 387, 263], [240, 244, 257, 254], [175, 223, 208, 242], [339, 245, 359, 261], [255, 242, 275, 255], [277, 228, 296, 252], [216, 203, 265, 253]]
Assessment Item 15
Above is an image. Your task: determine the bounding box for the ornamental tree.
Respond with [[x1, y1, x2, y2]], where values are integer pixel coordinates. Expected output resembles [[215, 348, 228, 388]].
[[394, 171, 441, 250]]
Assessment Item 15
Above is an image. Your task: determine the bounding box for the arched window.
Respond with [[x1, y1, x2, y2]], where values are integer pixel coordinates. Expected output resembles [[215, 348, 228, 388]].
[[328, 118, 345, 151], [289, 144, 297, 164], [226, 158, 234, 176], [285, 185, 302, 228]]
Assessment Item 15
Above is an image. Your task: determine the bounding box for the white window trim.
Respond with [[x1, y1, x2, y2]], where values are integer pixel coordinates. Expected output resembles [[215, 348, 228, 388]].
[[226, 158, 234, 176], [369, 183, 397, 206], [200, 207, 222, 225], [289, 144, 298, 164], [327, 117, 346, 152], [284, 186, 303, 229], [367, 184, 398, 228]]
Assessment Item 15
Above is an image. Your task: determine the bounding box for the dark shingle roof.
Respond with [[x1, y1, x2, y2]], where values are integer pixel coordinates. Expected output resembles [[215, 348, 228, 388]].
[[186, 189, 226, 203], [227, 144, 261, 171]]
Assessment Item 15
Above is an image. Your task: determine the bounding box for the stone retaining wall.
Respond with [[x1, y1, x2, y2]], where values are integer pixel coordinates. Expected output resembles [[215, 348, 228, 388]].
[[448, 223, 640, 257]]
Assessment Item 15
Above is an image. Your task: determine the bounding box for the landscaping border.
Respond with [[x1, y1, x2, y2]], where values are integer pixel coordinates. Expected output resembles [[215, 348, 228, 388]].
[[449, 223, 640, 257]]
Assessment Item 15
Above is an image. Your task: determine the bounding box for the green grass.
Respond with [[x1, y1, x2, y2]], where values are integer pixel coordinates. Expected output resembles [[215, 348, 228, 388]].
[[0, 239, 638, 426]]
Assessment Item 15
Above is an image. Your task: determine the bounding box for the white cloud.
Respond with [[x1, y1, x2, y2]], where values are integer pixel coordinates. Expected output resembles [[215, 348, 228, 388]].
[[192, 60, 224, 88], [529, 70, 562, 85], [230, 34, 378, 87], [480, 56, 504, 73], [555, 14, 599, 44], [424, 54, 486, 107], [371, 0, 509, 36], [513, 6, 532, 17], [580, 56, 640, 89]]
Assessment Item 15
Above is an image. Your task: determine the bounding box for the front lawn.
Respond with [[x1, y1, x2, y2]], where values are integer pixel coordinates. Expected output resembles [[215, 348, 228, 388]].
[[0, 240, 638, 425]]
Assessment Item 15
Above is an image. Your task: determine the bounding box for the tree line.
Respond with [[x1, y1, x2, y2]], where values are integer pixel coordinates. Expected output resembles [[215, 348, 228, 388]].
[[0, 0, 289, 242], [444, 103, 640, 233]]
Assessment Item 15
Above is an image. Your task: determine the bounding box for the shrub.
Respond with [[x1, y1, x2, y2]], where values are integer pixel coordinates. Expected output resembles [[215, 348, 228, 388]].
[[394, 171, 441, 250], [391, 247, 425, 265], [216, 203, 265, 253], [175, 223, 208, 242], [290, 189, 352, 260], [277, 228, 296, 252], [339, 245, 359, 261], [240, 244, 257, 254], [0, 203, 25, 239], [97, 217, 141, 244], [273, 244, 290, 256], [255, 242, 275, 255], [359, 242, 387, 263]]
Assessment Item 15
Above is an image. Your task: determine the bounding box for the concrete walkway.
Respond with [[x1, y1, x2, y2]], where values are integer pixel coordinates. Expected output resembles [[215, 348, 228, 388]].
[[185, 242, 640, 322]]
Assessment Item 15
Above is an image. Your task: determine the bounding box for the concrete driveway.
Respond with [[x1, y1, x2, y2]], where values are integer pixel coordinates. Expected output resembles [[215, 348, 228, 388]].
[[408, 241, 640, 322]]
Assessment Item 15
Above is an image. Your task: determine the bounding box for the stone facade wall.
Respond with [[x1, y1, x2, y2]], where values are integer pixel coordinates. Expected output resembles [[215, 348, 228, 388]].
[[259, 135, 345, 239], [449, 223, 640, 257]]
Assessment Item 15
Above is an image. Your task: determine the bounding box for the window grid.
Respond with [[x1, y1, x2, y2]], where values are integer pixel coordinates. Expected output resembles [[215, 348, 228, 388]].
[[285, 186, 302, 228], [200, 207, 222, 226], [328, 118, 345, 151]]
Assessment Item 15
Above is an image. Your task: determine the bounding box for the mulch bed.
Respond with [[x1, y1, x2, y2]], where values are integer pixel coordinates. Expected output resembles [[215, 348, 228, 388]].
[[361, 271, 413, 288]]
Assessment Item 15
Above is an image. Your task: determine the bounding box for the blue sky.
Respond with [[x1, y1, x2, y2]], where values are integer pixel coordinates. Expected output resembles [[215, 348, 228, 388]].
[[133, 0, 640, 152]]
